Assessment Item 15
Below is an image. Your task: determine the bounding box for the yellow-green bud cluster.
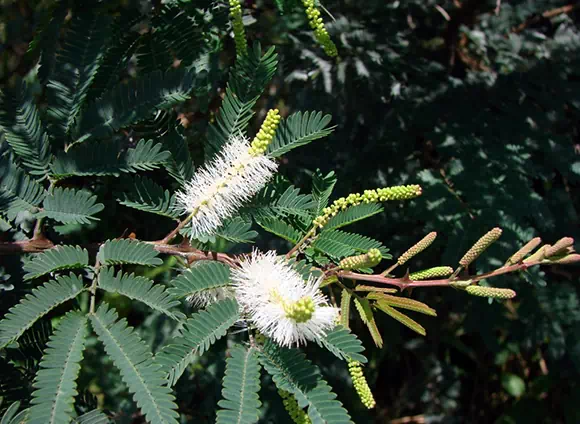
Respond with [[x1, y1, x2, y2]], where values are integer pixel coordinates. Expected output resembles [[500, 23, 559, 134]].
[[228, 0, 247, 57], [409, 266, 453, 281], [339, 249, 382, 270], [459, 227, 502, 267], [249, 109, 281, 156], [348, 359, 376, 409], [465, 285, 516, 299], [284, 296, 315, 323], [545, 237, 574, 258], [312, 185, 422, 228], [506, 237, 542, 265], [301, 0, 337, 57], [279, 390, 311, 424], [397, 232, 437, 265]]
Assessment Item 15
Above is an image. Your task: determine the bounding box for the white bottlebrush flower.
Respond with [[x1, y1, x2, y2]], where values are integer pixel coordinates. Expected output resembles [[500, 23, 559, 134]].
[[175, 135, 277, 239], [231, 250, 338, 347]]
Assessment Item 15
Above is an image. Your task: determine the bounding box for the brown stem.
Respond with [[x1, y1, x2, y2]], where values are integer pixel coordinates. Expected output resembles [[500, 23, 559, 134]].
[[160, 211, 196, 244], [286, 228, 316, 259]]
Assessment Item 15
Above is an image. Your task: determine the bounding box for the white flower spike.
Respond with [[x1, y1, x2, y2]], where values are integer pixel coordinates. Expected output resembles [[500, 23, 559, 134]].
[[175, 135, 277, 239], [232, 250, 338, 347]]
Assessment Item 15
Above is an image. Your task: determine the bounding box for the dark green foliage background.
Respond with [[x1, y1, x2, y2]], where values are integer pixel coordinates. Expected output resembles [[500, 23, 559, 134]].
[[1, 0, 579, 423]]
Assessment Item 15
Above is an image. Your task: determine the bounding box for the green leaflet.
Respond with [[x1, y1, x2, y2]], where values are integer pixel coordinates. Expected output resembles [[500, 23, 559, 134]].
[[256, 217, 303, 244], [354, 298, 383, 348], [98, 267, 184, 321], [116, 175, 179, 219], [39, 188, 104, 225], [216, 346, 262, 424], [324, 203, 384, 230], [97, 239, 163, 267], [23, 245, 89, 280], [312, 170, 337, 217], [266, 111, 335, 158], [313, 229, 390, 260], [317, 325, 367, 363], [168, 261, 231, 299], [51, 139, 170, 180], [0, 157, 46, 220], [374, 301, 427, 336], [258, 340, 353, 424], [155, 298, 240, 386], [0, 274, 85, 348], [28, 311, 89, 424], [89, 303, 179, 424]]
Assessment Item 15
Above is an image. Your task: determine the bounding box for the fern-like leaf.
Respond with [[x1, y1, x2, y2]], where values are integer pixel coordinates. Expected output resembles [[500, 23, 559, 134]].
[[168, 261, 230, 299], [249, 184, 315, 219], [312, 170, 337, 216], [51, 139, 170, 179], [266, 111, 335, 158], [214, 217, 258, 244], [97, 239, 163, 266], [98, 267, 184, 321], [28, 311, 88, 424], [162, 127, 195, 184], [116, 176, 179, 218], [0, 80, 51, 176], [256, 217, 303, 244], [39, 188, 104, 224], [72, 409, 110, 424], [325, 203, 383, 230], [313, 230, 389, 260], [89, 303, 179, 424], [258, 339, 352, 424], [0, 274, 84, 348], [317, 325, 367, 363], [46, 13, 112, 137], [374, 301, 426, 336], [0, 157, 46, 220], [0, 401, 23, 424], [76, 69, 195, 143], [216, 345, 262, 424], [155, 298, 239, 386], [23, 245, 89, 280]]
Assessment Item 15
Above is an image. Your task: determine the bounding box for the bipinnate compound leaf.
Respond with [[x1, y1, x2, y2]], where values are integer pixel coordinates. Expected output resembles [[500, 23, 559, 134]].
[[97, 239, 163, 266], [23, 245, 89, 280], [325, 203, 383, 230], [98, 267, 184, 321], [312, 170, 337, 216], [258, 340, 352, 424], [318, 325, 367, 363], [89, 303, 179, 424], [28, 311, 88, 424], [256, 217, 303, 244], [168, 261, 231, 299], [117, 176, 179, 218], [155, 298, 240, 386], [39, 188, 104, 224], [216, 346, 262, 424], [0, 157, 46, 220], [0, 274, 85, 348]]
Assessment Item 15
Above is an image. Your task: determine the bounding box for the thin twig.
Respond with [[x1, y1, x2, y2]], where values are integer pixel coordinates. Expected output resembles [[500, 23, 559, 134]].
[[286, 228, 316, 259]]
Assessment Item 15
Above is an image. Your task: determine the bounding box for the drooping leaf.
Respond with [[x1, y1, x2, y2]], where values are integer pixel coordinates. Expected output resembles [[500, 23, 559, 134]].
[[317, 325, 367, 363], [98, 267, 184, 321], [266, 111, 335, 157], [23, 245, 89, 280], [97, 239, 163, 266], [367, 293, 437, 316], [168, 261, 231, 299], [374, 301, 427, 336], [39, 188, 104, 224], [258, 340, 352, 424], [51, 139, 170, 179], [0, 157, 46, 220], [89, 303, 179, 424], [46, 13, 112, 138], [311, 170, 337, 216], [216, 346, 262, 424], [0, 79, 51, 176], [354, 297, 383, 348], [0, 274, 85, 348], [76, 68, 195, 143], [28, 311, 88, 424], [116, 176, 179, 218], [162, 127, 195, 184], [155, 298, 240, 386], [324, 203, 383, 230], [33, 3, 68, 85]]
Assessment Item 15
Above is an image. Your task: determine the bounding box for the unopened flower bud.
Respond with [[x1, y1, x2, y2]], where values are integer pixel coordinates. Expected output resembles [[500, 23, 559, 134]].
[[409, 266, 453, 280], [506, 237, 542, 265], [465, 285, 516, 299], [340, 249, 382, 270], [459, 227, 502, 267], [279, 390, 311, 424], [544, 237, 574, 258], [398, 232, 437, 265]]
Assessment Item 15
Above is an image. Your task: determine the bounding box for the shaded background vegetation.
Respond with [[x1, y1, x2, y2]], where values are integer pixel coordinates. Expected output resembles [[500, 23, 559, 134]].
[[1, 0, 579, 423]]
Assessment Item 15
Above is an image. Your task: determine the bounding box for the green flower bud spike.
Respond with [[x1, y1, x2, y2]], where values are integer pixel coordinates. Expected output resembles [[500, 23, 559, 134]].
[[228, 0, 247, 57], [339, 248, 382, 270], [279, 390, 311, 424], [398, 232, 437, 265], [459, 227, 502, 268], [301, 0, 337, 57], [465, 285, 516, 299], [313, 185, 422, 229], [545, 237, 574, 258], [348, 359, 376, 409], [249, 109, 281, 156], [505, 237, 542, 265], [409, 266, 453, 281]]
